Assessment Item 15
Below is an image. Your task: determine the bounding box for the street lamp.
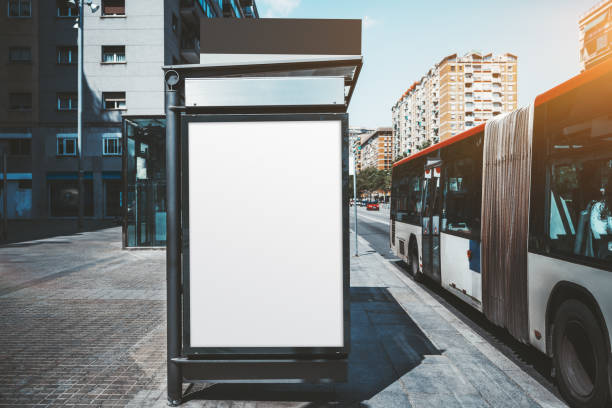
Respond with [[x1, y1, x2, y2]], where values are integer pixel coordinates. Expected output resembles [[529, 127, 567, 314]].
[[68, 0, 99, 228]]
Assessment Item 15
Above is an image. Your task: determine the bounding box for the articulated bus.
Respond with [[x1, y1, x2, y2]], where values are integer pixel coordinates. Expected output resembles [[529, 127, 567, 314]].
[[390, 59, 612, 408]]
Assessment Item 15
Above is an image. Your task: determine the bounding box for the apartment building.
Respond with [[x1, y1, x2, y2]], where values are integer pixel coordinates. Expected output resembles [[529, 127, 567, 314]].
[[392, 52, 518, 158], [359, 127, 393, 171], [0, 0, 257, 224], [0, 0, 38, 219], [579, 0, 612, 71], [349, 127, 373, 174]]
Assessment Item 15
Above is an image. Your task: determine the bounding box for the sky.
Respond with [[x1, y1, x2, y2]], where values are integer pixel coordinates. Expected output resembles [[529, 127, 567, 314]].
[[256, 0, 598, 128]]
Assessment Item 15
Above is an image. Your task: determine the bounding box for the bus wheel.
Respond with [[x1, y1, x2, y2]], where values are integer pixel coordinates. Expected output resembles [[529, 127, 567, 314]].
[[410, 243, 423, 282], [553, 299, 609, 408]]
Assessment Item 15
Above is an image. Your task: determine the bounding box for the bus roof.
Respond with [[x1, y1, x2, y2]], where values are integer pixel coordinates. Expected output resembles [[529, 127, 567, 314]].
[[393, 58, 612, 169], [392, 123, 485, 168], [534, 56, 612, 107]]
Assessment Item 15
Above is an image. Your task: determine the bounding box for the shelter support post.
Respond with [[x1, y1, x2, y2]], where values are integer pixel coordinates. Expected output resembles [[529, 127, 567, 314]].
[[165, 75, 183, 406]]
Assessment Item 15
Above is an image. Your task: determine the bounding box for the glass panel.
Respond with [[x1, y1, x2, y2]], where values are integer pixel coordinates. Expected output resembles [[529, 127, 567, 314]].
[[442, 158, 478, 234], [124, 118, 166, 247], [64, 138, 76, 155], [9, 47, 31, 62], [549, 158, 612, 261], [8, 0, 19, 16], [102, 0, 125, 15], [49, 179, 93, 217], [19, 0, 30, 16]]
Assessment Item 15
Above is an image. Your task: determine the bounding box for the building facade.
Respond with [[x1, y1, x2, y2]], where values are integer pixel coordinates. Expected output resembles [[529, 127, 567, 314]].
[[348, 127, 373, 174], [392, 52, 518, 158], [359, 127, 393, 171], [579, 0, 612, 71], [0, 0, 257, 225]]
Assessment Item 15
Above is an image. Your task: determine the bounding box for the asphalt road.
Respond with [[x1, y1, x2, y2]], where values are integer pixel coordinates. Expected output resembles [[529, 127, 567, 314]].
[[349, 205, 563, 402]]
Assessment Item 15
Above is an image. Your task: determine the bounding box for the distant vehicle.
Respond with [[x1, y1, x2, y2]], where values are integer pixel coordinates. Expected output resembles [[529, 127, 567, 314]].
[[366, 202, 379, 211], [390, 60, 612, 408]]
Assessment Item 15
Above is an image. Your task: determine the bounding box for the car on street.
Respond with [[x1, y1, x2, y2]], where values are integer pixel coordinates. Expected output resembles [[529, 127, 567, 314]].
[[366, 202, 379, 211]]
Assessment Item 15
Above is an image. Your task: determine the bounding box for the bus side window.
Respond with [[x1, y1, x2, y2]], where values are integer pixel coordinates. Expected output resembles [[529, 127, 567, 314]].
[[442, 158, 480, 237], [549, 159, 612, 260]]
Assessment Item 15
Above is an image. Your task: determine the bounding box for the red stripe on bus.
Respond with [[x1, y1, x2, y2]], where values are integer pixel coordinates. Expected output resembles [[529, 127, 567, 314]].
[[392, 123, 485, 168], [534, 57, 612, 107]]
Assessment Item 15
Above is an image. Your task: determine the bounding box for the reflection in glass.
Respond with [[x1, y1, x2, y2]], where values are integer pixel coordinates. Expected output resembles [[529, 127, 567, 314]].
[[124, 118, 166, 247]]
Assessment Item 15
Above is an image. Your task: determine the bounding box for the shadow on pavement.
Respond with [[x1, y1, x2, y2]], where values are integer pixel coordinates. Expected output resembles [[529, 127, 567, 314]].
[[0, 219, 119, 246], [184, 287, 442, 404]]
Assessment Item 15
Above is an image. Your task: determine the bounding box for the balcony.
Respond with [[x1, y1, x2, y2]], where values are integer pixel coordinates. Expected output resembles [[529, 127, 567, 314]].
[[491, 65, 501, 74], [180, 36, 200, 63], [464, 75, 473, 83], [464, 66, 473, 74]]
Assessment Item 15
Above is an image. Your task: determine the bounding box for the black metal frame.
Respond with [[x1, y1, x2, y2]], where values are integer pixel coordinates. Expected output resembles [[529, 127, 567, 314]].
[[179, 112, 350, 358], [164, 56, 363, 108]]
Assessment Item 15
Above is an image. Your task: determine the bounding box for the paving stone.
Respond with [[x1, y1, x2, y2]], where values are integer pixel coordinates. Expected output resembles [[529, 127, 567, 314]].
[[0, 227, 567, 408]]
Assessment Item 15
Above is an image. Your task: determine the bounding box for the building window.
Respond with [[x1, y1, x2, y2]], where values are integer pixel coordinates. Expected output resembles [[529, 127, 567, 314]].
[[56, 0, 78, 17], [56, 133, 77, 156], [101, 46, 125, 63], [103, 92, 126, 110], [102, 0, 125, 16], [103, 135, 122, 155], [8, 93, 31, 111], [49, 178, 93, 217], [9, 138, 31, 155], [57, 93, 77, 111], [9, 47, 31, 63], [8, 0, 31, 17], [57, 46, 77, 64]]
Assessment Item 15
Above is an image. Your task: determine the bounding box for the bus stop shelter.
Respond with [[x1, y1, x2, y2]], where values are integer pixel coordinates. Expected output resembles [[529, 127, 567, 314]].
[[163, 19, 362, 406]]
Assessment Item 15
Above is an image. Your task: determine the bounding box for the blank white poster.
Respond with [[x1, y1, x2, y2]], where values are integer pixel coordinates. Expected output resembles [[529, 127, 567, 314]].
[[187, 120, 344, 348]]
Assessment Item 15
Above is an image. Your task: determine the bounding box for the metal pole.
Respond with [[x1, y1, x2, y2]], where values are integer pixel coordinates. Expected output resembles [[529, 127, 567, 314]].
[[352, 151, 358, 257], [77, 0, 84, 229], [2, 153, 7, 241], [165, 77, 182, 406]]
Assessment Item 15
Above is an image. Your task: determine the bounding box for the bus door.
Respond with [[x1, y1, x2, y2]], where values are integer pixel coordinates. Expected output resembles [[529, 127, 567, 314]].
[[421, 164, 442, 283]]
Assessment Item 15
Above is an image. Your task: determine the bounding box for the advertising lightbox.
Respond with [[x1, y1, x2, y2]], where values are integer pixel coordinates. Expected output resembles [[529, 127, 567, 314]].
[[181, 114, 349, 357]]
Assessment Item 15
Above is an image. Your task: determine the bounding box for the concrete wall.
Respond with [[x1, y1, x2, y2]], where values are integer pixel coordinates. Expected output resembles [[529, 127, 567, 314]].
[[83, 0, 167, 118]]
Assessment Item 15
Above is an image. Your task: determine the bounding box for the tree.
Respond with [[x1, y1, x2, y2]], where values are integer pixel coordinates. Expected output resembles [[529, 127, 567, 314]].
[[353, 167, 391, 200], [418, 139, 432, 151]]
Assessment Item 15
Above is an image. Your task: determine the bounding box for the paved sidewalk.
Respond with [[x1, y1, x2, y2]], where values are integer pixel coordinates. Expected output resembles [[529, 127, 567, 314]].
[[0, 227, 567, 407]]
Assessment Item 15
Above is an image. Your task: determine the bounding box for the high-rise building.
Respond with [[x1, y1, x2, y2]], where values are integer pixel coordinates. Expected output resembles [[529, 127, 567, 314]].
[[359, 127, 393, 171], [0, 0, 258, 224], [579, 0, 612, 72], [349, 127, 373, 174], [392, 52, 518, 158]]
